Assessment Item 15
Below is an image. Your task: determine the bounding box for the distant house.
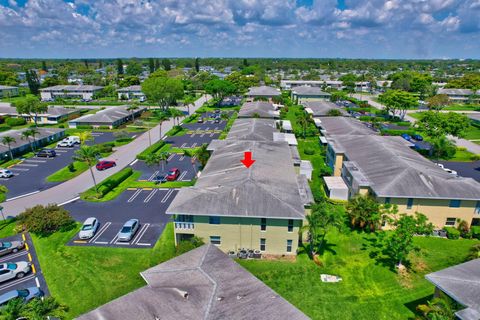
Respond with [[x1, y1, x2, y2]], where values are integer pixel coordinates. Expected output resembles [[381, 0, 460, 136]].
[[426, 259, 480, 320], [76, 244, 309, 320], [246, 86, 281, 101], [291, 86, 331, 103], [0, 105, 80, 124], [40, 85, 104, 101], [117, 85, 145, 101], [68, 105, 145, 129], [238, 101, 280, 119], [0, 128, 65, 159], [280, 80, 344, 90], [0, 86, 19, 99], [354, 81, 371, 92], [302, 101, 347, 117], [437, 88, 480, 103]]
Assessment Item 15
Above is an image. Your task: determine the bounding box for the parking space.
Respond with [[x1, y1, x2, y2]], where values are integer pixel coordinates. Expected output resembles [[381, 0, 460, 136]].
[[0, 233, 48, 297], [165, 132, 220, 148], [438, 160, 480, 182], [65, 188, 178, 248], [132, 153, 200, 182], [86, 131, 141, 146]]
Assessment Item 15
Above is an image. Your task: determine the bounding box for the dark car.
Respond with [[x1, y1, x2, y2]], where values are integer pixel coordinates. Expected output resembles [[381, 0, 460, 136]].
[[412, 134, 424, 141], [214, 109, 221, 114], [401, 133, 412, 141], [96, 160, 116, 171], [197, 117, 204, 123], [166, 168, 180, 181], [36, 149, 56, 158], [214, 118, 220, 123], [0, 241, 24, 256]]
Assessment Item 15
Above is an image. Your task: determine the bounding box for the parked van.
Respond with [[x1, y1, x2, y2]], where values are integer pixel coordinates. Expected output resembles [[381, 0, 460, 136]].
[[64, 136, 81, 144]]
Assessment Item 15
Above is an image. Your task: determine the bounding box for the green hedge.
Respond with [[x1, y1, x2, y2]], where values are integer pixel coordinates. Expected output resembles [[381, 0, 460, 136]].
[[471, 226, 480, 240], [380, 129, 417, 136], [5, 117, 26, 126], [97, 167, 133, 196], [443, 227, 460, 239], [76, 125, 93, 129], [0, 124, 11, 132], [136, 140, 166, 160]]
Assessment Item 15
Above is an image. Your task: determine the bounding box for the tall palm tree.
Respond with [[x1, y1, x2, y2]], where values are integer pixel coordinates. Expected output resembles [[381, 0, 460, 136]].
[[297, 112, 311, 139], [183, 96, 196, 115], [157, 114, 169, 140], [158, 152, 169, 173], [127, 103, 139, 122], [145, 153, 161, 182], [29, 128, 39, 150], [20, 129, 34, 153], [1, 136, 16, 160], [183, 149, 198, 177], [195, 144, 210, 168], [0, 185, 8, 205], [220, 112, 229, 122], [169, 108, 184, 126], [73, 146, 100, 193]]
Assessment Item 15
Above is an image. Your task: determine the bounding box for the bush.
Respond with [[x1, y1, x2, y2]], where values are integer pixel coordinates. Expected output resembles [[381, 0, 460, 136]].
[[16, 204, 75, 236], [380, 129, 416, 136], [5, 117, 26, 126], [471, 226, 480, 240], [175, 236, 204, 255], [0, 124, 11, 132], [97, 167, 133, 196], [471, 154, 480, 161], [136, 141, 166, 160], [443, 227, 460, 239], [58, 124, 65, 128], [96, 143, 114, 154], [304, 147, 315, 155], [68, 163, 75, 172], [76, 125, 93, 129], [98, 126, 110, 130]]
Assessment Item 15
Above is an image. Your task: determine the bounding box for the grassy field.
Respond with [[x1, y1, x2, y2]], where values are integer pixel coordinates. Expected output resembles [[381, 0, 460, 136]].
[[240, 229, 478, 320], [444, 104, 480, 111], [0, 219, 18, 238], [451, 148, 478, 161], [463, 123, 480, 140], [46, 161, 89, 182], [32, 223, 177, 318]]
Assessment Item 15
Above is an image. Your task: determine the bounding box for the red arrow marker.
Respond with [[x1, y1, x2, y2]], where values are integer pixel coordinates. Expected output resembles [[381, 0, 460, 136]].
[[241, 151, 255, 168]]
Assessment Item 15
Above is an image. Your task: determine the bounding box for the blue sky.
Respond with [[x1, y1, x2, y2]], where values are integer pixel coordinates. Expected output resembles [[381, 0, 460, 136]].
[[1, 0, 480, 59]]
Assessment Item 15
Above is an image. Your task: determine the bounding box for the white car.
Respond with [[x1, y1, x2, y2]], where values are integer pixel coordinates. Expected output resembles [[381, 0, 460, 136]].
[[0, 262, 31, 283], [57, 139, 75, 148], [0, 169, 13, 179], [79, 217, 100, 240], [65, 136, 81, 144]]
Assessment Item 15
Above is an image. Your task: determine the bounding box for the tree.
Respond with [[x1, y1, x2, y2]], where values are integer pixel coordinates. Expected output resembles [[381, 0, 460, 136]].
[[25, 70, 41, 95], [145, 153, 164, 181], [148, 58, 155, 73], [195, 144, 210, 167], [162, 58, 171, 71], [127, 103, 139, 122], [20, 129, 34, 152], [1, 136, 16, 160], [417, 295, 455, 320], [194, 57, 200, 73], [116, 58, 124, 75], [21, 296, 68, 319], [297, 112, 311, 139], [327, 109, 342, 116], [156, 113, 169, 140], [183, 95, 196, 115], [378, 90, 418, 120], [0, 297, 25, 320], [78, 131, 93, 145], [426, 94, 451, 111], [126, 61, 143, 76], [381, 213, 433, 268], [41, 61, 47, 72], [118, 75, 140, 87], [141, 74, 184, 110], [417, 111, 471, 138], [155, 58, 160, 71], [12, 95, 48, 127], [467, 243, 480, 261], [182, 149, 198, 177], [242, 58, 249, 67], [346, 195, 383, 231], [204, 79, 237, 99], [16, 204, 75, 236], [73, 146, 100, 193], [429, 135, 457, 160], [169, 108, 184, 126], [0, 185, 8, 203], [29, 128, 39, 150]]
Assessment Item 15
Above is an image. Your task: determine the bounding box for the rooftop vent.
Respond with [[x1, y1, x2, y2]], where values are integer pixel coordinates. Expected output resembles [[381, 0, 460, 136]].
[[217, 297, 224, 301], [236, 295, 245, 300], [173, 288, 189, 299]]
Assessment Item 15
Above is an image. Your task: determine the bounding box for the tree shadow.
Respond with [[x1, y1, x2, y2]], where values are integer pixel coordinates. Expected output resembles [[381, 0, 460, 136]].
[[318, 238, 338, 256]]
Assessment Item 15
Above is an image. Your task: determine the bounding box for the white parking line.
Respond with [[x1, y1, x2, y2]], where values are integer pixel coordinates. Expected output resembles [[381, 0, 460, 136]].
[[179, 155, 185, 161], [35, 277, 40, 288], [15, 163, 38, 167], [200, 132, 206, 137], [144, 189, 158, 203], [178, 171, 188, 181], [131, 223, 150, 245], [167, 153, 175, 161], [161, 189, 175, 203], [6, 190, 40, 201], [0, 251, 27, 263], [90, 222, 111, 243], [24, 159, 47, 163], [54, 149, 69, 153], [191, 142, 197, 148], [127, 189, 142, 202], [0, 274, 36, 291], [94, 241, 109, 245], [148, 171, 159, 181], [214, 126, 219, 130], [9, 168, 29, 172], [136, 243, 152, 246], [115, 242, 130, 245], [59, 196, 80, 206], [205, 127, 210, 131], [210, 133, 215, 137], [181, 143, 187, 148], [129, 159, 138, 166], [110, 234, 119, 244], [131, 135, 137, 139], [190, 133, 196, 138]]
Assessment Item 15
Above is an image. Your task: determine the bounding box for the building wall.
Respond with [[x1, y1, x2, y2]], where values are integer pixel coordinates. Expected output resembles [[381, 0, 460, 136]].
[[174, 215, 302, 255], [378, 197, 480, 228]]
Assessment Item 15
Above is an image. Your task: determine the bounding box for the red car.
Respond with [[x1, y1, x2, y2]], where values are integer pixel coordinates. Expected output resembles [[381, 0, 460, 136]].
[[96, 160, 116, 171], [166, 168, 180, 181]]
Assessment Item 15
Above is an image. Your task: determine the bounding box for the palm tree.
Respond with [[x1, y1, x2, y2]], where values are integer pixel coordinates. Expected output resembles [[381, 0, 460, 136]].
[[346, 195, 381, 231], [79, 131, 93, 145], [158, 152, 169, 173], [127, 103, 139, 122], [220, 112, 229, 122], [195, 144, 210, 168], [145, 153, 161, 182], [1, 136, 16, 160], [170, 108, 184, 126], [29, 128, 39, 150], [73, 146, 100, 193], [183, 96, 196, 115], [183, 149, 198, 177], [297, 112, 311, 139], [20, 129, 34, 152], [0, 297, 25, 319], [157, 114, 169, 140], [417, 296, 454, 320]]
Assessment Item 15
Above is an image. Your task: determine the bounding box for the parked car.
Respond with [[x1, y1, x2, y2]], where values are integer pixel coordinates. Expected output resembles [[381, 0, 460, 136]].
[[0, 287, 44, 306], [197, 117, 204, 123], [214, 109, 221, 113], [214, 118, 220, 123], [79, 217, 99, 240], [166, 168, 180, 181], [96, 160, 116, 171], [36, 149, 56, 158], [117, 219, 140, 242], [0, 262, 31, 283], [0, 241, 24, 256], [0, 169, 13, 179], [401, 133, 412, 141], [57, 139, 75, 148], [412, 134, 424, 141]]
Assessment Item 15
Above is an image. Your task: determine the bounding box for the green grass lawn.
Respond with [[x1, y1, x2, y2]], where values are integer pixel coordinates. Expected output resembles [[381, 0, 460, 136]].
[[463, 123, 480, 140], [0, 219, 18, 238], [297, 138, 328, 201], [444, 104, 480, 111], [46, 161, 89, 183], [239, 229, 478, 320], [32, 223, 176, 318], [450, 148, 478, 161]]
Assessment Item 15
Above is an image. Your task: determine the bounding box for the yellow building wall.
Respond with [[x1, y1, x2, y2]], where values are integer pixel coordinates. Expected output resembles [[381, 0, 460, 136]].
[[378, 197, 479, 228], [333, 154, 343, 176], [174, 216, 302, 255]]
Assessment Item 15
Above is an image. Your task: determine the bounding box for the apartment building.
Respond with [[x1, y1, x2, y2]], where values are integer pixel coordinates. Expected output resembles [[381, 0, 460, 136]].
[[437, 88, 480, 103], [117, 85, 146, 101], [40, 85, 104, 101], [0, 85, 19, 98], [291, 86, 331, 103], [0, 105, 80, 124], [246, 86, 281, 101]]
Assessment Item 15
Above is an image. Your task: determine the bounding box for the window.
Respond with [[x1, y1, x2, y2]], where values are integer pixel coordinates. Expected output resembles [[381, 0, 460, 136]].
[[476, 201, 480, 214], [210, 236, 221, 246], [406, 198, 413, 209], [209, 216, 221, 225], [384, 197, 391, 204], [260, 218, 267, 231], [260, 238, 266, 251], [286, 240, 293, 253], [445, 218, 456, 226], [449, 200, 461, 208], [288, 219, 294, 232]]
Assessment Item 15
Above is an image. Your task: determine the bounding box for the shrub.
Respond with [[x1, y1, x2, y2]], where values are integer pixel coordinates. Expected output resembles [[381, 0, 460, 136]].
[[76, 125, 93, 129], [136, 141, 166, 160], [16, 204, 75, 236], [58, 124, 65, 128], [98, 126, 110, 130], [5, 117, 26, 126], [176, 236, 204, 255], [97, 167, 133, 196], [443, 227, 460, 239], [96, 143, 114, 154], [68, 163, 75, 172], [471, 226, 480, 240], [470, 154, 480, 161], [0, 124, 11, 132], [380, 129, 416, 136], [304, 147, 315, 155]]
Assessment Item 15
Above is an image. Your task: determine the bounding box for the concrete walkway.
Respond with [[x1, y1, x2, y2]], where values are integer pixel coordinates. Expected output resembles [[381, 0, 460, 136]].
[[1, 95, 211, 216]]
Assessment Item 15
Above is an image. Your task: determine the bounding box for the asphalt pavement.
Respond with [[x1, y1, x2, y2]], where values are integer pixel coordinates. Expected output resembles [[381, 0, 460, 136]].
[[438, 160, 480, 182], [132, 153, 200, 182]]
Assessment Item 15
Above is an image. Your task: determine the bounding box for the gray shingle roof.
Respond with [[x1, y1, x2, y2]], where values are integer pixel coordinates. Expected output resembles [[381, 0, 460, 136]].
[[226, 118, 276, 142], [303, 101, 347, 117], [238, 101, 279, 119], [292, 86, 331, 96], [117, 85, 142, 92], [0, 128, 64, 153], [77, 244, 309, 320], [330, 134, 480, 200], [426, 259, 480, 320], [319, 117, 376, 136], [69, 105, 145, 125], [0, 105, 79, 118], [40, 85, 103, 92], [438, 88, 474, 96], [0, 86, 18, 90], [247, 86, 281, 97], [167, 140, 306, 219]]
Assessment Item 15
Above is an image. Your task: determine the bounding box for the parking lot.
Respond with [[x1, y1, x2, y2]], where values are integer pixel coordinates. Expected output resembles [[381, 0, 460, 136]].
[[132, 153, 200, 182], [0, 233, 48, 297], [165, 123, 222, 148], [65, 188, 178, 248], [438, 160, 480, 182]]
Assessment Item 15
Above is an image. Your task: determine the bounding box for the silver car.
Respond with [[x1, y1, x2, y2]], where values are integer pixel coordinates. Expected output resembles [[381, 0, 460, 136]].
[[79, 217, 99, 240], [117, 219, 139, 242], [0, 241, 25, 256], [0, 262, 31, 283], [0, 287, 44, 306]]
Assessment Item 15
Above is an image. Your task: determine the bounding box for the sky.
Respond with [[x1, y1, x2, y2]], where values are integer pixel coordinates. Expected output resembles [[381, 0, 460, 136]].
[[1, 0, 480, 59]]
